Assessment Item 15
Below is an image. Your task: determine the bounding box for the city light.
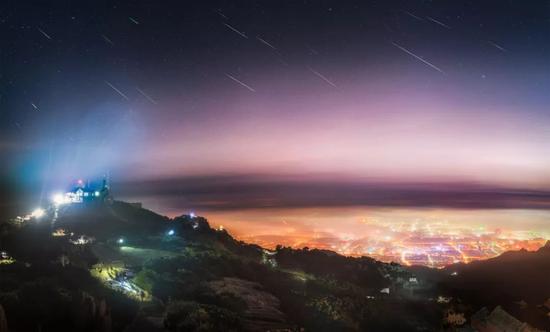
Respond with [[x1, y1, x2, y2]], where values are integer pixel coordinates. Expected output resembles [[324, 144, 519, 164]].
[[189, 212, 196, 218], [167, 229, 175, 236], [117, 238, 124, 244], [241, 213, 549, 268], [95, 191, 100, 197], [31, 208, 45, 219]]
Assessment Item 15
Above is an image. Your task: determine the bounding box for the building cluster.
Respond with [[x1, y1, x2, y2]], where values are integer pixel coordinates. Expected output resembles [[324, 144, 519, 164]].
[[54, 178, 111, 206], [245, 218, 547, 268], [339, 220, 547, 267]]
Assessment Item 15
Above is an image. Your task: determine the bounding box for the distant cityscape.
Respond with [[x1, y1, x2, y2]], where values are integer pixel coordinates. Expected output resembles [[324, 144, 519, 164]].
[[240, 217, 548, 268]]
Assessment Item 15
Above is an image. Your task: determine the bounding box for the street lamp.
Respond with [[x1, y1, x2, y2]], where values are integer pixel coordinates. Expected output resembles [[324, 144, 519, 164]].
[[53, 193, 64, 205]]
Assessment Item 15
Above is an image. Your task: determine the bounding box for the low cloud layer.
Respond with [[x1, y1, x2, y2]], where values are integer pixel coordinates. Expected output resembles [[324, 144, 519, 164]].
[[116, 174, 550, 213]]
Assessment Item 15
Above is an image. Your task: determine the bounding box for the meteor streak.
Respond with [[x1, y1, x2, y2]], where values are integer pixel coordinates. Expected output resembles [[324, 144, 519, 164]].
[[391, 42, 445, 74], [256, 36, 277, 50], [105, 81, 129, 100], [136, 87, 158, 104], [223, 23, 248, 39], [403, 11, 424, 21], [225, 74, 256, 92], [488, 41, 507, 52], [215, 10, 228, 19], [102, 34, 114, 45], [426, 16, 451, 29], [307, 66, 337, 88], [37, 27, 52, 40]]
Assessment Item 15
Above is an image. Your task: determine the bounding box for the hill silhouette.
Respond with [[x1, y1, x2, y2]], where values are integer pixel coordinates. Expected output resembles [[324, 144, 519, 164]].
[[0, 201, 548, 331], [442, 241, 550, 303]]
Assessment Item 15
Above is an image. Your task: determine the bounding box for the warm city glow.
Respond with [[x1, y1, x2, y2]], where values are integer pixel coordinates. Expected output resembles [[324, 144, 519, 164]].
[[206, 207, 550, 268]]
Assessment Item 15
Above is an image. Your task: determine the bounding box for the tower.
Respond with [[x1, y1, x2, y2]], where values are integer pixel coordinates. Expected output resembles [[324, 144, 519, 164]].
[[102, 173, 110, 191], [101, 172, 113, 203]]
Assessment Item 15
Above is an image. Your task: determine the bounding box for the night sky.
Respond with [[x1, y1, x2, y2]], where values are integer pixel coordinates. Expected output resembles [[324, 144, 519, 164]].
[[1, 1, 550, 215]]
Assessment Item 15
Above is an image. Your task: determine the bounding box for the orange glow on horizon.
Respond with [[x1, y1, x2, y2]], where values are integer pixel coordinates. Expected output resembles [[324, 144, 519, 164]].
[[204, 207, 550, 267]]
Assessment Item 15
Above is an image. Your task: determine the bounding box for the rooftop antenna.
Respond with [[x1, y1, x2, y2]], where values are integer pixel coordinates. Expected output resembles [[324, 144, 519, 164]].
[[101, 171, 113, 203], [103, 171, 111, 191]]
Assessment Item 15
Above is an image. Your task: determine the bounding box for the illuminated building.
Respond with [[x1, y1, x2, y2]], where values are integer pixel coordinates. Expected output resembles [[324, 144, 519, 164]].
[[70, 235, 95, 245], [54, 176, 112, 205], [31, 208, 45, 219], [52, 229, 68, 237], [380, 287, 390, 294]]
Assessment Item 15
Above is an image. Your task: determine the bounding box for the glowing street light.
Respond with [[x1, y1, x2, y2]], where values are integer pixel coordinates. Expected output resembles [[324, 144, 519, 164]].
[[117, 238, 124, 244], [52, 193, 66, 206], [31, 208, 45, 219], [94, 191, 100, 197], [167, 229, 175, 236], [189, 212, 196, 218]]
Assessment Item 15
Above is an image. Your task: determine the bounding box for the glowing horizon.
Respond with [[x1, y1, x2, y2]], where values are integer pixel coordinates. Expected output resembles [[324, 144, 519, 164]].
[[204, 206, 550, 267]]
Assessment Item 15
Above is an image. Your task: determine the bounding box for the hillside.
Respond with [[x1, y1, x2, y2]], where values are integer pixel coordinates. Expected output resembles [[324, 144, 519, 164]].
[[0, 201, 548, 331], [438, 242, 550, 329], [408, 242, 550, 330], [442, 241, 550, 303]]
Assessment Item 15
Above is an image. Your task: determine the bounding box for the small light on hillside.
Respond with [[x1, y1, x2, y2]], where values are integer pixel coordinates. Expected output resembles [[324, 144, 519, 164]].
[[31, 208, 45, 219]]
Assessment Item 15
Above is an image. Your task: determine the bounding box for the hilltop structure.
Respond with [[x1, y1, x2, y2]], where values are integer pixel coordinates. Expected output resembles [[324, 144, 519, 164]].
[[54, 176, 112, 205]]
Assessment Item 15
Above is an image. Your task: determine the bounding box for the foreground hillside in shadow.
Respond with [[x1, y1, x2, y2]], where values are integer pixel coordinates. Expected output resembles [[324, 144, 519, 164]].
[[0, 201, 548, 331]]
